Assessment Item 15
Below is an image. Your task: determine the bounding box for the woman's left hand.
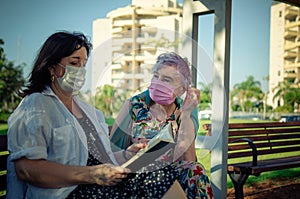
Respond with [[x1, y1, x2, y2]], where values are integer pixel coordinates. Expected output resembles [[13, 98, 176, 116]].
[[182, 87, 200, 113], [125, 142, 148, 159]]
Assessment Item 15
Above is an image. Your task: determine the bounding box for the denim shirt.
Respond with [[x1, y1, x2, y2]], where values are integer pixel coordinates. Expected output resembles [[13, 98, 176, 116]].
[[6, 86, 118, 199]]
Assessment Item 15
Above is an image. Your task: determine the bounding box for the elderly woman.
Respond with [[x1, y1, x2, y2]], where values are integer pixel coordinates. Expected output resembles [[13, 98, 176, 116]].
[[110, 52, 214, 199]]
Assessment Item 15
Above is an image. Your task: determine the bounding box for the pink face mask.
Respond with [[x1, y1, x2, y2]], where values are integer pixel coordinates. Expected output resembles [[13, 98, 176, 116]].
[[149, 79, 175, 105]]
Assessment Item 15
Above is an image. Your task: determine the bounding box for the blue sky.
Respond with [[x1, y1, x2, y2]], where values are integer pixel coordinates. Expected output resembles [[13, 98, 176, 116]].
[[0, 0, 274, 92]]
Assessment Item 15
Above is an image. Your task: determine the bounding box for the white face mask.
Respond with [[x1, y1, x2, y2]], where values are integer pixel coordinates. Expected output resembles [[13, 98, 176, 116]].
[[57, 64, 86, 92]]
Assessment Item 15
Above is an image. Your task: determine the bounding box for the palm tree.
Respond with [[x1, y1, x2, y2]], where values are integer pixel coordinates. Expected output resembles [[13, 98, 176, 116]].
[[231, 76, 263, 112], [94, 84, 116, 117], [272, 80, 300, 112], [94, 84, 129, 118]]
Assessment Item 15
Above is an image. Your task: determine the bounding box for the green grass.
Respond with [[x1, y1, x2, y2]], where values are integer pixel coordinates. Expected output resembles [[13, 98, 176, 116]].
[[105, 117, 115, 126], [0, 123, 7, 135], [196, 148, 211, 174]]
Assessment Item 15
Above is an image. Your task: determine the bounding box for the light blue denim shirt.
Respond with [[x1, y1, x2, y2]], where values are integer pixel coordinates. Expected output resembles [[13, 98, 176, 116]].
[[6, 86, 118, 199]]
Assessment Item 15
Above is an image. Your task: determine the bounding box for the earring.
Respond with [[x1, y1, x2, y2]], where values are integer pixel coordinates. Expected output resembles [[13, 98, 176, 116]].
[[51, 75, 55, 82]]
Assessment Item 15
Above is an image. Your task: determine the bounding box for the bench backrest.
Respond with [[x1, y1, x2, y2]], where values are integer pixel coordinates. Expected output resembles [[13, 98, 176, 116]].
[[0, 135, 8, 198], [228, 121, 300, 161]]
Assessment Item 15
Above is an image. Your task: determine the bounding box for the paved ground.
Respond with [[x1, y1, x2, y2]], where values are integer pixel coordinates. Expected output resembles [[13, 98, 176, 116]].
[[227, 177, 300, 199]]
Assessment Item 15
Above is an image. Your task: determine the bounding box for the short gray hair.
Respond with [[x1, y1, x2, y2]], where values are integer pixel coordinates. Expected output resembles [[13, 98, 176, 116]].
[[152, 52, 191, 88]]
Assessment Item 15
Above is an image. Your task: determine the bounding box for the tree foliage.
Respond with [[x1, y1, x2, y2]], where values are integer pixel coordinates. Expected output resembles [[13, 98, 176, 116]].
[[0, 38, 25, 112], [94, 84, 128, 118], [230, 76, 264, 112], [272, 80, 300, 112], [198, 82, 212, 110]]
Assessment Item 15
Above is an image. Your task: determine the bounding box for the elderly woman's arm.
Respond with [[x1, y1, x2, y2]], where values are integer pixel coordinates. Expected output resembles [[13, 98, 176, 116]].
[[174, 87, 200, 161], [14, 158, 130, 188]]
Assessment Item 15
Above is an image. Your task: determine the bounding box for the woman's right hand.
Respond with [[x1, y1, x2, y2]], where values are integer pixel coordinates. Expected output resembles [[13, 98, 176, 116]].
[[90, 163, 131, 186]]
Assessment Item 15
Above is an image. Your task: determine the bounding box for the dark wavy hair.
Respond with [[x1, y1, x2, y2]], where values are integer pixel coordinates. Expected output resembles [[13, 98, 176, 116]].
[[18, 31, 92, 97]]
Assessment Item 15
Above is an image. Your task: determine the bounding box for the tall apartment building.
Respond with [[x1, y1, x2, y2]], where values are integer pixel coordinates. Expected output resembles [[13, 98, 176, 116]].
[[268, 3, 300, 109], [91, 0, 183, 94]]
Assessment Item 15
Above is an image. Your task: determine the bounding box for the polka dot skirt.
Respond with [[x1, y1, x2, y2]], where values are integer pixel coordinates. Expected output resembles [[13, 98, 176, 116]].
[[66, 112, 178, 198], [67, 159, 178, 199]]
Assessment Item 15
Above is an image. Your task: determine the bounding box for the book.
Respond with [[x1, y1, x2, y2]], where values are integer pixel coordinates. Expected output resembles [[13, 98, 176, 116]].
[[121, 123, 175, 172]]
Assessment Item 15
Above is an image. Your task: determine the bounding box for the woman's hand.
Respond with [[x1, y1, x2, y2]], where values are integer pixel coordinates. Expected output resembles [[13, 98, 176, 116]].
[[182, 87, 200, 113], [90, 163, 131, 186], [124, 142, 148, 159]]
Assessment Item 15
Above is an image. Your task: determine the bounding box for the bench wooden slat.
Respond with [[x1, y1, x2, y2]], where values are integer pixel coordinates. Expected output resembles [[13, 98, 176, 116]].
[[229, 134, 300, 143], [228, 121, 300, 129], [229, 146, 300, 158], [228, 156, 300, 174], [229, 128, 300, 136], [229, 140, 300, 150]]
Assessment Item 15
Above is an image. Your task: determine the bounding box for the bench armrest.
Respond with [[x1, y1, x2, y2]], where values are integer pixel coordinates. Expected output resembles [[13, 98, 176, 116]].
[[230, 138, 257, 166]]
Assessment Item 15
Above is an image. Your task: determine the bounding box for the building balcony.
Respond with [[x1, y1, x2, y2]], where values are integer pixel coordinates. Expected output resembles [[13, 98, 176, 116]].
[[112, 37, 134, 45], [111, 27, 123, 34], [112, 20, 134, 27], [285, 20, 300, 29], [111, 45, 123, 52], [107, 7, 133, 19], [111, 72, 125, 80], [121, 73, 147, 80], [284, 41, 300, 51], [141, 26, 158, 34], [284, 71, 297, 79], [284, 29, 298, 40], [111, 63, 122, 70], [285, 7, 298, 19], [120, 54, 146, 62], [135, 8, 169, 17], [284, 62, 300, 70], [284, 51, 297, 59], [141, 44, 157, 52]]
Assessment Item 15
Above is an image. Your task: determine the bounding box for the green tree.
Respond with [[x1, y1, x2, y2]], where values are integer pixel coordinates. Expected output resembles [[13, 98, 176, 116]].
[[272, 80, 300, 112], [93, 84, 128, 118], [94, 84, 115, 117], [0, 39, 25, 112], [231, 76, 263, 112], [198, 82, 212, 110]]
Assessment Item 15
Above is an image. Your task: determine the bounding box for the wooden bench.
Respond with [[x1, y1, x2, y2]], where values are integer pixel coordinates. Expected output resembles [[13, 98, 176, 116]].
[[0, 135, 8, 199], [227, 121, 300, 199]]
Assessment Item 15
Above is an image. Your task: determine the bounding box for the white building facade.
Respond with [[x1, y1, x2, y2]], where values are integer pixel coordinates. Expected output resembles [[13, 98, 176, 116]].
[[268, 3, 300, 109], [91, 0, 183, 94]]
